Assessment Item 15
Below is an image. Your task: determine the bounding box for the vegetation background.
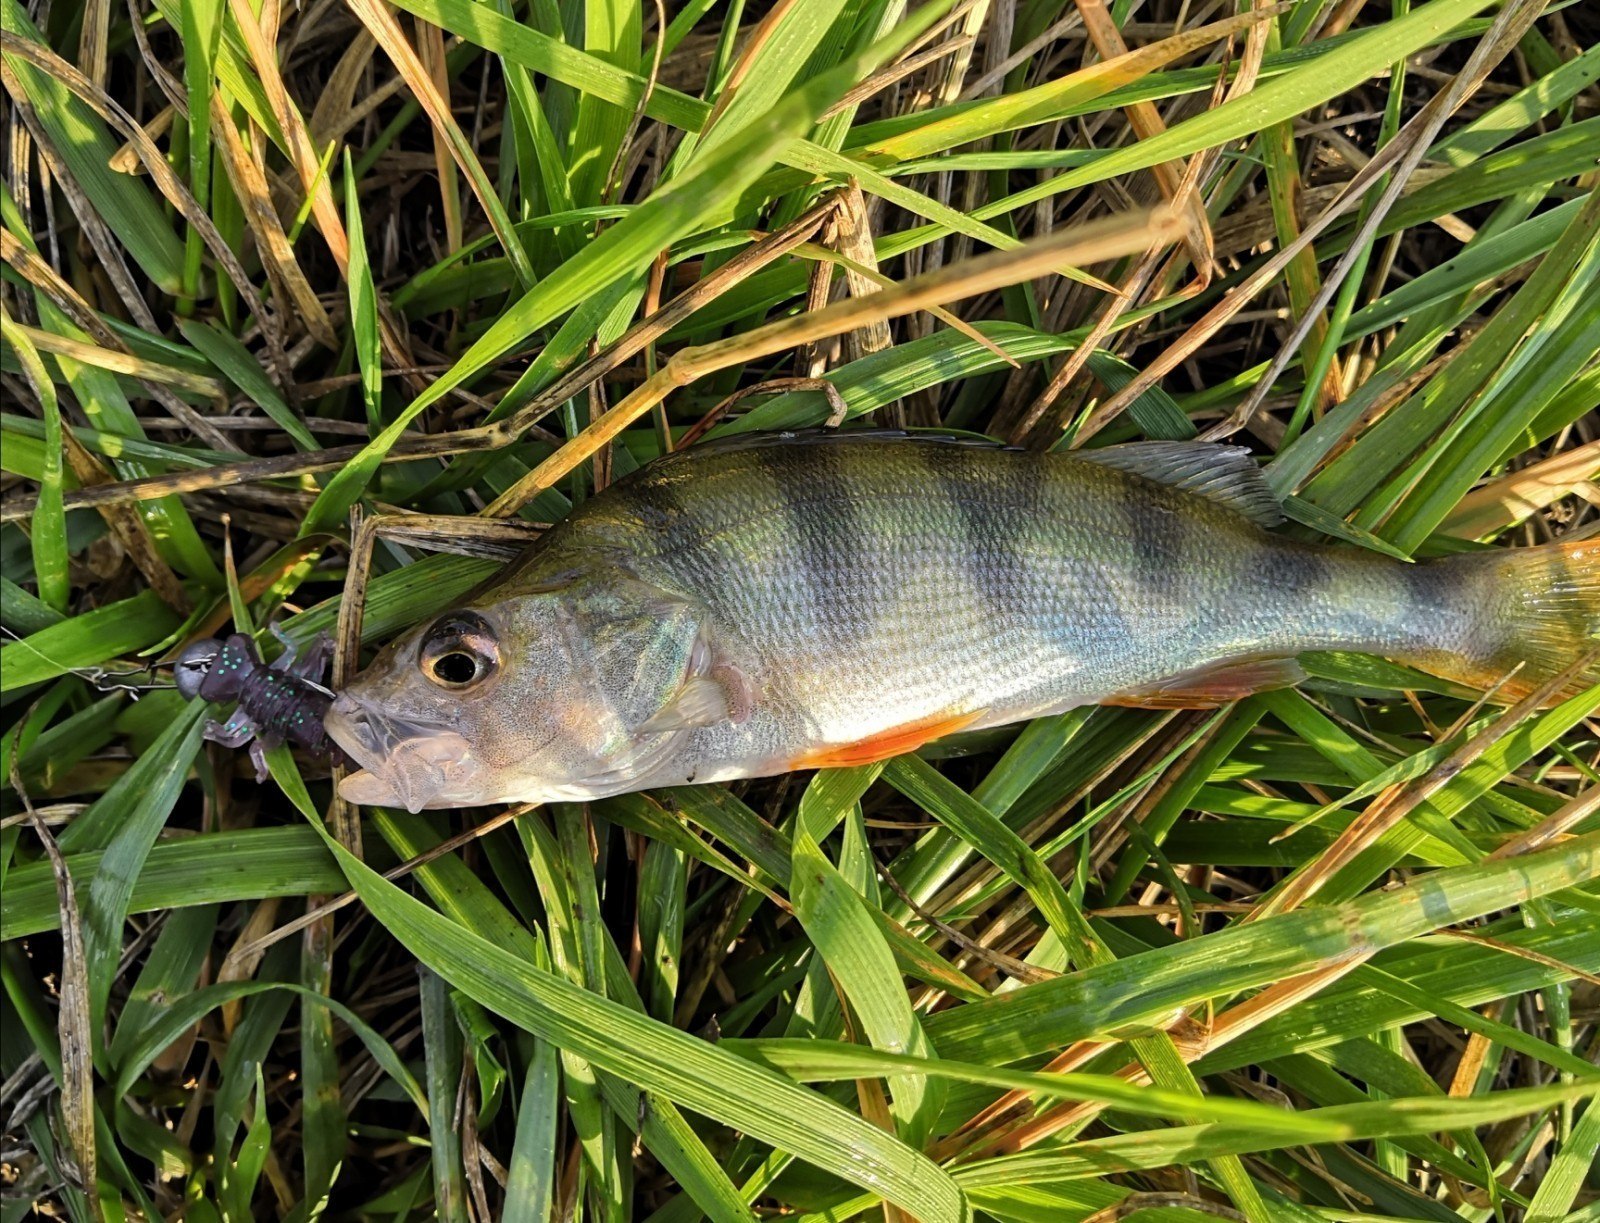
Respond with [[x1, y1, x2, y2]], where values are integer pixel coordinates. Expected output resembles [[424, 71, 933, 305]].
[[1, 0, 1598, 1218]]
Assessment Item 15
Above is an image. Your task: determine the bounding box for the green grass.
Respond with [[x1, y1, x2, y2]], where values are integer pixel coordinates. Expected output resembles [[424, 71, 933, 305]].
[[2, 0, 1598, 1220]]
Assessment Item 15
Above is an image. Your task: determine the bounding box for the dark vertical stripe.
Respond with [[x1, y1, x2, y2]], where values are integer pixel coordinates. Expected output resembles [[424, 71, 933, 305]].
[[1259, 544, 1332, 607], [1118, 470, 1191, 611], [755, 442, 863, 641], [621, 459, 692, 547], [920, 443, 1041, 631]]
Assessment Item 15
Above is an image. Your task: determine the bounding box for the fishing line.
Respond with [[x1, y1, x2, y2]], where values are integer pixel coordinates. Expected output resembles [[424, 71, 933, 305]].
[[1, 625, 167, 697]]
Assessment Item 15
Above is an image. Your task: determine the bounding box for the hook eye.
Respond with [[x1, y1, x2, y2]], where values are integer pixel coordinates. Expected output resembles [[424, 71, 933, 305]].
[[175, 639, 224, 699]]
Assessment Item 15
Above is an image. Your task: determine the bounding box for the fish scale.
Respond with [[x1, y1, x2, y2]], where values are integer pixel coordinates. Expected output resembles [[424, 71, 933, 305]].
[[326, 432, 1600, 810], [508, 439, 1402, 774]]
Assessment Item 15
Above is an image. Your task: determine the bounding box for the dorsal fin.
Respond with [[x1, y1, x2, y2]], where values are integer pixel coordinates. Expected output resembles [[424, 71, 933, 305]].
[[683, 426, 1021, 458], [1074, 441, 1283, 527]]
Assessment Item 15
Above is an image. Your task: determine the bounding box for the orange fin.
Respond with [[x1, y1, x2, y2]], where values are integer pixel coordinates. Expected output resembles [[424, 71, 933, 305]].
[[794, 710, 985, 770], [1104, 656, 1306, 709]]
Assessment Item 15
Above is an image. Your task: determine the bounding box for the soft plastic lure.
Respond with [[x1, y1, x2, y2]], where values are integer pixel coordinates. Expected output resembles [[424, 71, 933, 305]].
[[176, 627, 345, 779]]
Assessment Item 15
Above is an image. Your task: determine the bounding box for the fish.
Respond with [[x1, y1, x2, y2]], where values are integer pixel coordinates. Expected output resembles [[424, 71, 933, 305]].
[[324, 431, 1599, 811]]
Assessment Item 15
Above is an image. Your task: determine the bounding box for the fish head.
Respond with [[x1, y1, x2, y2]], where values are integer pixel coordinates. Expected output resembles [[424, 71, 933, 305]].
[[325, 570, 719, 810]]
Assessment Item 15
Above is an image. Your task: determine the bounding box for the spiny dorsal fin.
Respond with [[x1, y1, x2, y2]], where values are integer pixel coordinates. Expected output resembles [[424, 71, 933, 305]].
[[672, 427, 1019, 460], [1076, 441, 1283, 528]]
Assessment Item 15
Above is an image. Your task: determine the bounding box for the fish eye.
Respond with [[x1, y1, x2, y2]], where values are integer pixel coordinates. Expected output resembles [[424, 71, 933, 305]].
[[432, 652, 480, 684], [420, 612, 500, 690]]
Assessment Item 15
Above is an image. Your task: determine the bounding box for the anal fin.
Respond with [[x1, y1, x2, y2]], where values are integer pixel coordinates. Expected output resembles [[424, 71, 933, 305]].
[[1104, 656, 1306, 709], [793, 709, 985, 770]]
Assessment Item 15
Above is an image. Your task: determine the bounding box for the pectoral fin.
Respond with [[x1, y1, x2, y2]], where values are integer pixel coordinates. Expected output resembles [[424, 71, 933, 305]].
[[1104, 656, 1305, 709], [640, 665, 754, 732], [638, 678, 728, 731]]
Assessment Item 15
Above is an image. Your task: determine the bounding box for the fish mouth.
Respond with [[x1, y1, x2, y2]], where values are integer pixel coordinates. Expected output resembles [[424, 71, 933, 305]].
[[324, 693, 476, 812]]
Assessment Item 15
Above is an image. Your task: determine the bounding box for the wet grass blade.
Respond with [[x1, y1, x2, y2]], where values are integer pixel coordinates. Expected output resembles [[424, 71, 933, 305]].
[[73, 706, 207, 1034], [343, 151, 384, 434], [420, 967, 469, 1222], [1, 310, 68, 611], [321, 830, 973, 1222]]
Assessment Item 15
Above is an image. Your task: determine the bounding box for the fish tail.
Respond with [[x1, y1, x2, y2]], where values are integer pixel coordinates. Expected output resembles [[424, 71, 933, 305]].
[[1405, 538, 1600, 704]]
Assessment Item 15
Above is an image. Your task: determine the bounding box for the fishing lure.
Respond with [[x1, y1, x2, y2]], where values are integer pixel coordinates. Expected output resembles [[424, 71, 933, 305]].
[[175, 627, 345, 779]]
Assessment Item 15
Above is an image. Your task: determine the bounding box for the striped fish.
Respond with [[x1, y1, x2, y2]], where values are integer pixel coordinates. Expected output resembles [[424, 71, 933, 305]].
[[326, 432, 1598, 811]]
